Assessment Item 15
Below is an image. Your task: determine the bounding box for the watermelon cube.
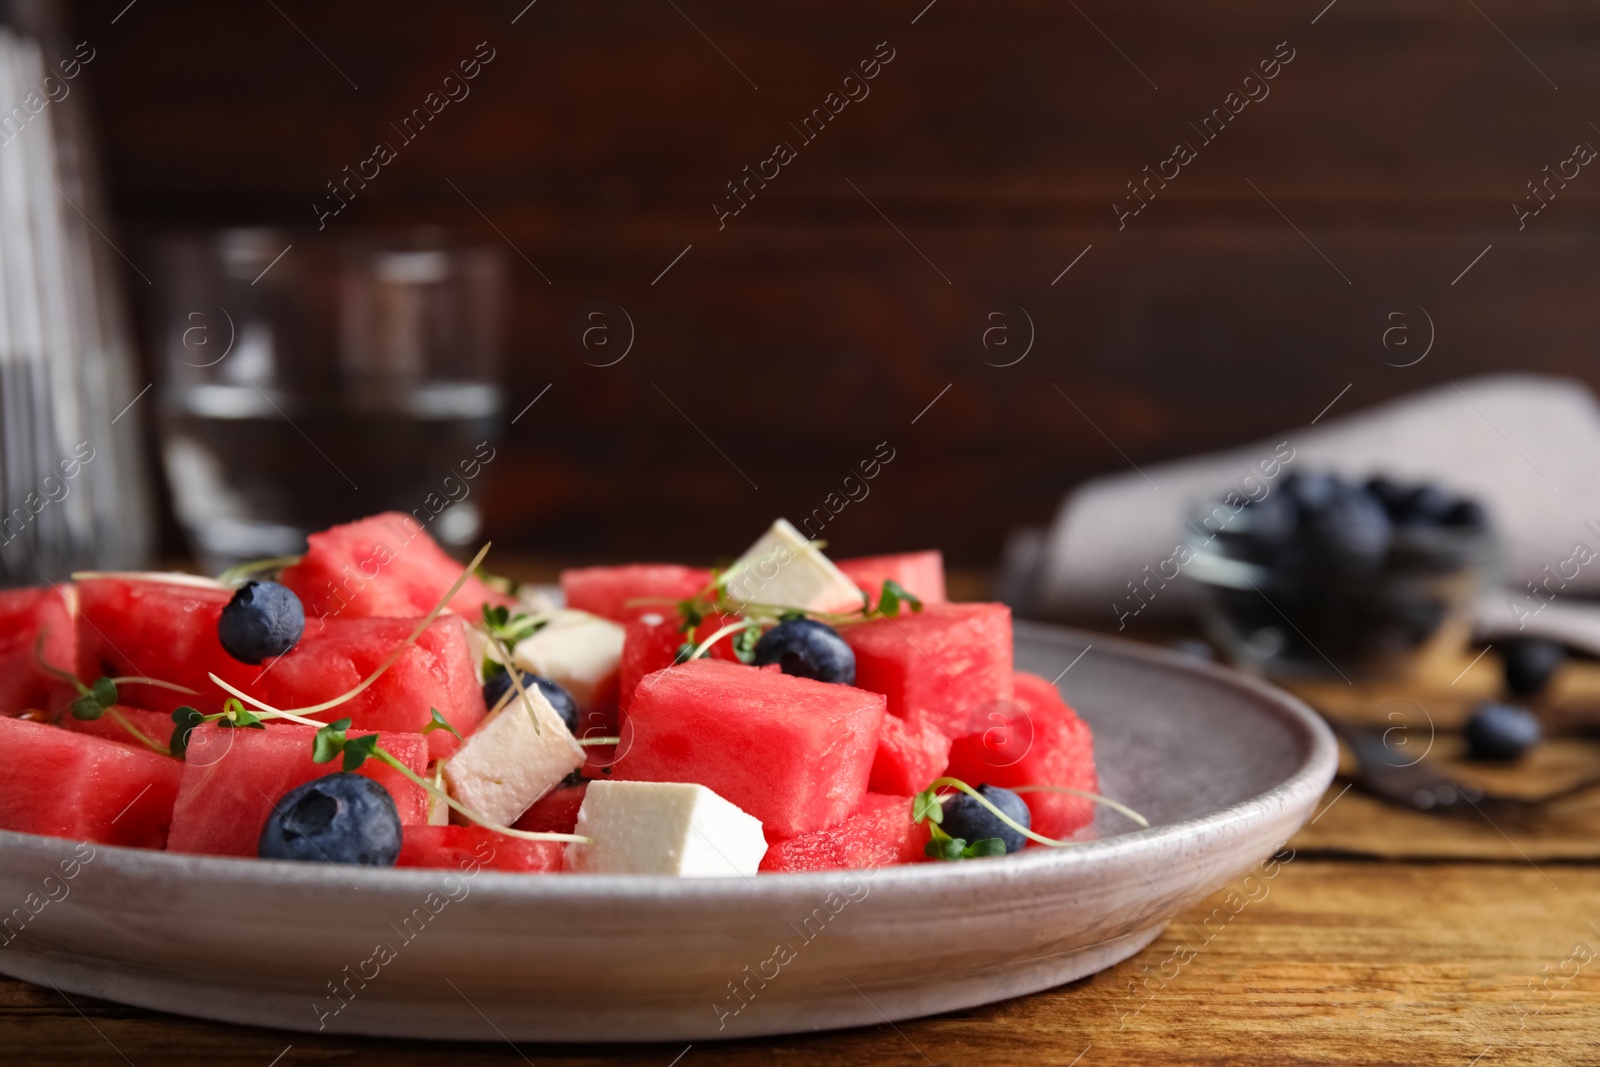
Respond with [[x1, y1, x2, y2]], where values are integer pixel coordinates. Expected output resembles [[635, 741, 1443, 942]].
[[0, 716, 182, 849], [280, 512, 514, 620], [618, 609, 742, 712], [258, 615, 486, 759], [560, 564, 712, 622], [945, 671, 1097, 840], [398, 825, 563, 873], [75, 572, 261, 713], [513, 781, 587, 835], [61, 706, 175, 751], [868, 713, 952, 796], [78, 574, 484, 758], [166, 723, 430, 857], [616, 659, 884, 838], [0, 585, 76, 714], [842, 602, 1014, 737], [760, 794, 930, 873], [836, 551, 948, 605]]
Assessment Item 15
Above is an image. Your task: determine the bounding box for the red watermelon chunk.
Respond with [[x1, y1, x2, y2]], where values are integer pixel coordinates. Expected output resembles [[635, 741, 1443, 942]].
[[561, 564, 712, 622], [945, 671, 1097, 840], [280, 512, 514, 620], [0, 585, 77, 714], [842, 602, 1013, 737], [166, 723, 429, 857], [61, 705, 174, 751], [398, 825, 563, 873], [0, 716, 182, 848], [618, 609, 742, 712], [258, 615, 485, 759], [512, 782, 587, 835], [616, 659, 883, 838], [760, 794, 930, 873], [79, 575, 483, 758], [836, 551, 948, 605], [75, 573, 260, 714], [868, 713, 952, 796]]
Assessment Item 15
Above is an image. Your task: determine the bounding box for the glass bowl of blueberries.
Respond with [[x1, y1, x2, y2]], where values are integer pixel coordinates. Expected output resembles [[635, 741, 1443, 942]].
[[1186, 471, 1499, 679]]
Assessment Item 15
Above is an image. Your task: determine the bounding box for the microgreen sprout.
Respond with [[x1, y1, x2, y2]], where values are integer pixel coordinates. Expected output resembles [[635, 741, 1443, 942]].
[[421, 706, 463, 741], [214, 554, 302, 587]]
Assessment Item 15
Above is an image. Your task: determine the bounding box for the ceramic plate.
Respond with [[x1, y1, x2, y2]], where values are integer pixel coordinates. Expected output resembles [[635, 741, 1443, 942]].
[[0, 622, 1337, 1041]]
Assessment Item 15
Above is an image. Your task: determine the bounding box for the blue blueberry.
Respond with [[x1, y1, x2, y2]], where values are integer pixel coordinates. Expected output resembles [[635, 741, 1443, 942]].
[[1240, 492, 1299, 544], [1396, 483, 1454, 526], [1308, 486, 1392, 568], [1464, 702, 1542, 762], [752, 618, 856, 685], [1283, 471, 1342, 515], [1442, 498, 1489, 530], [1363, 475, 1409, 518], [943, 784, 1032, 854], [1502, 639, 1565, 697], [482, 671, 580, 733], [258, 772, 401, 866], [218, 580, 305, 663]]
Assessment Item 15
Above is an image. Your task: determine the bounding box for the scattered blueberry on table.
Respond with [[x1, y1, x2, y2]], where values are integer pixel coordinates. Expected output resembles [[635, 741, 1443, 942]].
[[1500, 638, 1566, 698], [1463, 702, 1542, 762]]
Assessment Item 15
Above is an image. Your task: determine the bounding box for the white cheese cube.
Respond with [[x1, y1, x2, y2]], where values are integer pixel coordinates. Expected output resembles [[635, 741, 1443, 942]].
[[722, 518, 862, 614], [565, 780, 767, 877], [513, 610, 624, 713], [442, 686, 585, 826]]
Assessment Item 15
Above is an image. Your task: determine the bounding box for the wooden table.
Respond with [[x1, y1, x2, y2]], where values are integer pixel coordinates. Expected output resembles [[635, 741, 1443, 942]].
[[5, 636, 1598, 1066]]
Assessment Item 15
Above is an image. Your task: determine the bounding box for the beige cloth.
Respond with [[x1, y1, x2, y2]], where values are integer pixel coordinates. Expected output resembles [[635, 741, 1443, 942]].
[[1015, 374, 1600, 650]]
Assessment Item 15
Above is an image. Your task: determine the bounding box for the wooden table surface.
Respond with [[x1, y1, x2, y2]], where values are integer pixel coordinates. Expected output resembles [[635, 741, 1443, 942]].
[[5, 632, 1599, 1066]]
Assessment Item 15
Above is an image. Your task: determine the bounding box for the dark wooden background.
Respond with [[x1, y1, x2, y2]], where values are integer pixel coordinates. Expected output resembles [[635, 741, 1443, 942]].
[[69, 0, 1600, 565]]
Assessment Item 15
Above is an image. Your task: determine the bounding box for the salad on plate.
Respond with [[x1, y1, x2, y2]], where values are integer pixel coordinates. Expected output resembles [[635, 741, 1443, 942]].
[[0, 514, 1131, 877]]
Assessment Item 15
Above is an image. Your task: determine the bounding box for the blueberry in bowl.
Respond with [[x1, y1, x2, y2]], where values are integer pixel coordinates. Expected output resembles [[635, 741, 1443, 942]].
[[1187, 472, 1497, 679]]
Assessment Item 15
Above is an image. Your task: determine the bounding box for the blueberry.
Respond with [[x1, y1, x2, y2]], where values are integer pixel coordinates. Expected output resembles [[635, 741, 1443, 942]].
[[1283, 471, 1342, 515], [752, 618, 856, 685], [1396, 484, 1454, 526], [1308, 486, 1392, 568], [1239, 492, 1299, 544], [943, 784, 1032, 854], [1363, 475, 1409, 518], [482, 671, 580, 733], [1463, 702, 1542, 762], [218, 581, 305, 664], [1442, 499, 1489, 530], [1502, 638, 1566, 697], [258, 772, 401, 865]]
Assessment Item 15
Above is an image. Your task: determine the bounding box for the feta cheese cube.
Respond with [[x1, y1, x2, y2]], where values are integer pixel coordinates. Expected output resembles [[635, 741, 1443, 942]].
[[723, 518, 862, 614], [564, 780, 767, 877], [513, 610, 624, 713], [442, 686, 585, 826]]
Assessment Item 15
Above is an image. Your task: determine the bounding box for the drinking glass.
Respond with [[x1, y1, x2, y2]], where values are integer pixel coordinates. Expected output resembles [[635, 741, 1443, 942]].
[[152, 229, 506, 571]]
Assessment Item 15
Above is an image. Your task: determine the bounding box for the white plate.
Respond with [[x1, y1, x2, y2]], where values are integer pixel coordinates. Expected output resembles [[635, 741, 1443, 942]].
[[0, 622, 1337, 1041]]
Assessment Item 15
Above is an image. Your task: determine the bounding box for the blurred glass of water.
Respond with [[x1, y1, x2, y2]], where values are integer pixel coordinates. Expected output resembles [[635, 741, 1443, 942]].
[[154, 229, 506, 572]]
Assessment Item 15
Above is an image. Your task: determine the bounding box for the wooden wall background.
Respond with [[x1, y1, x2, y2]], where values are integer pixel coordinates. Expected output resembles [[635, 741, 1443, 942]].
[[68, 0, 1600, 564]]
